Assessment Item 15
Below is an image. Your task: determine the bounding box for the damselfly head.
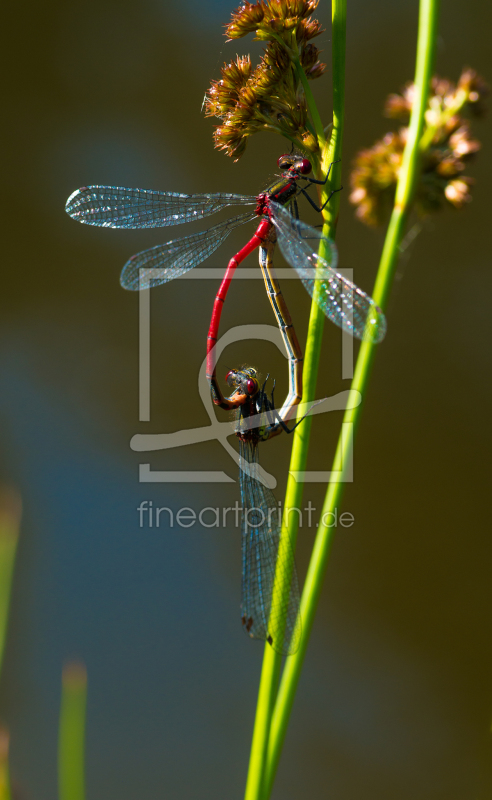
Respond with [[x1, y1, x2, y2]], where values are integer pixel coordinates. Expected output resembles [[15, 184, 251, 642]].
[[225, 367, 259, 404], [277, 154, 312, 175]]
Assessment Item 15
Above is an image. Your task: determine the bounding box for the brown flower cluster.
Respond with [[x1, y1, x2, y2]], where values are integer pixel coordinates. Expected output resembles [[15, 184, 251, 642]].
[[226, 0, 322, 40], [349, 69, 488, 226], [204, 0, 326, 160]]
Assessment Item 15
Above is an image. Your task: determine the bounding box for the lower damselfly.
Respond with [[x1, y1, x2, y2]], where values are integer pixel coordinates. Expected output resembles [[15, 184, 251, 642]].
[[208, 227, 314, 654], [223, 366, 307, 656]]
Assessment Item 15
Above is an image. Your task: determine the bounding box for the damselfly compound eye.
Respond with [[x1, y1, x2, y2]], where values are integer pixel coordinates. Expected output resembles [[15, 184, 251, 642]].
[[299, 158, 312, 175], [277, 154, 294, 170], [246, 378, 257, 394]]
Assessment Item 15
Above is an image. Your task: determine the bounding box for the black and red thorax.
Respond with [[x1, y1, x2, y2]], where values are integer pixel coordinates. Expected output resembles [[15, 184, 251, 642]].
[[225, 368, 273, 445], [255, 154, 313, 221]]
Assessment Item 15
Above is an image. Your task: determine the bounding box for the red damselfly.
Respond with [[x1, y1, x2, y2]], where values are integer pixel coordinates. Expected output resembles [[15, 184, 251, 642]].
[[65, 154, 387, 358], [207, 223, 304, 429], [208, 230, 320, 654]]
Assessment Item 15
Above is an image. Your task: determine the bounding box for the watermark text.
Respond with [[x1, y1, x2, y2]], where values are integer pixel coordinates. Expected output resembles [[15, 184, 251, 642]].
[[137, 500, 354, 530]]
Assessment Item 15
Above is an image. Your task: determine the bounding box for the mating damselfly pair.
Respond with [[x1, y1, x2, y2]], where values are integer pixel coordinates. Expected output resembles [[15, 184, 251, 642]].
[[66, 154, 386, 654]]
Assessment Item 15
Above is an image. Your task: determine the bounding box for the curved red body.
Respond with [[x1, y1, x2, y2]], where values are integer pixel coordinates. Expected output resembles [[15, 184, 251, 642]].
[[206, 159, 310, 409]]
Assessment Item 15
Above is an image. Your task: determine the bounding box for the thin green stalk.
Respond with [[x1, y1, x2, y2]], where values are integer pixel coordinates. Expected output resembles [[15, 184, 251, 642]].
[[0, 489, 21, 680], [264, 0, 440, 792], [243, 4, 347, 800], [270, 31, 326, 146], [244, 647, 281, 800], [58, 662, 87, 800], [292, 55, 326, 146], [0, 727, 11, 800]]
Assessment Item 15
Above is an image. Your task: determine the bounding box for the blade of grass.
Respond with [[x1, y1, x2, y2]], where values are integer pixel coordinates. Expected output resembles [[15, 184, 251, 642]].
[[244, 645, 281, 800], [58, 662, 87, 800], [243, 4, 347, 800], [264, 0, 440, 792], [0, 488, 21, 679], [0, 727, 11, 800]]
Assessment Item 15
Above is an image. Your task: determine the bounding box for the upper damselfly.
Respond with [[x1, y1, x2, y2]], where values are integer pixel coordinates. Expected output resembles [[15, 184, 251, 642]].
[[65, 154, 387, 350]]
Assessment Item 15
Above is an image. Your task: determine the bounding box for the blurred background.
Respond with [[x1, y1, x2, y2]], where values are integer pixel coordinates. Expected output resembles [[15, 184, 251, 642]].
[[2, 0, 492, 797]]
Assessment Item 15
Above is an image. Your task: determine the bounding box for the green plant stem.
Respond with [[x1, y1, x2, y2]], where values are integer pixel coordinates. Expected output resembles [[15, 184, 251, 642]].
[[270, 30, 326, 147], [0, 727, 11, 800], [58, 663, 87, 800], [292, 55, 326, 146], [243, 5, 346, 800], [244, 647, 281, 800], [263, 0, 440, 793], [0, 490, 21, 680]]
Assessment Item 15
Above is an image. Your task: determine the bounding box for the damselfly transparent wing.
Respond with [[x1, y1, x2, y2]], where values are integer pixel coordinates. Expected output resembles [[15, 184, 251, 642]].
[[65, 186, 257, 229], [270, 201, 387, 343], [121, 211, 257, 290], [239, 438, 301, 656]]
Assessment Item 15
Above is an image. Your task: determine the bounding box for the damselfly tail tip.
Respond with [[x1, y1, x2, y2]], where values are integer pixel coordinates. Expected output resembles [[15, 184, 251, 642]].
[[267, 630, 301, 657]]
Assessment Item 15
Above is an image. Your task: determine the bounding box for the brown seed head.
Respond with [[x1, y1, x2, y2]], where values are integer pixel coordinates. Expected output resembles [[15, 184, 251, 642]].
[[213, 125, 248, 161], [351, 69, 485, 223], [444, 177, 474, 207], [301, 130, 319, 152], [204, 56, 253, 119], [384, 83, 415, 121], [300, 43, 319, 71], [449, 123, 481, 158], [206, 0, 326, 159], [349, 131, 406, 226], [458, 68, 490, 116], [296, 17, 324, 42], [303, 60, 326, 80], [431, 76, 455, 100], [225, 2, 266, 39]]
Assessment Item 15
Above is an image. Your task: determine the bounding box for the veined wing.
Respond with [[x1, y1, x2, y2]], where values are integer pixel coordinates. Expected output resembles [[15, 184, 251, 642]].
[[270, 202, 387, 343], [239, 438, 301, 656], [65, 186, 257, 229], [120, 211, 257, 290]]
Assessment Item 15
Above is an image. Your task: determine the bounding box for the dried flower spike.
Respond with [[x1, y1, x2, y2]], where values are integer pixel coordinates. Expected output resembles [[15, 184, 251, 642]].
[[204, 0, 326, 160], [350, 68, 488, 225]]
